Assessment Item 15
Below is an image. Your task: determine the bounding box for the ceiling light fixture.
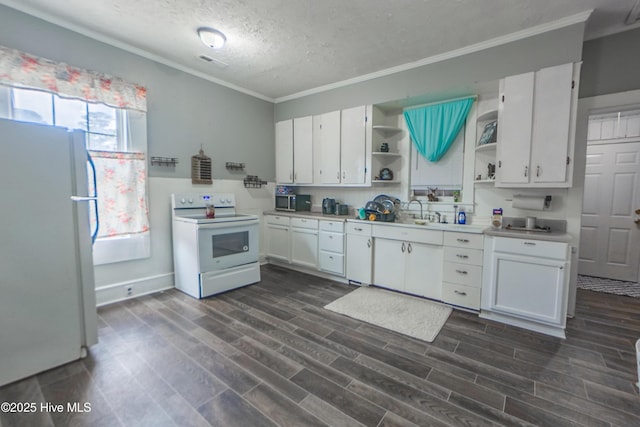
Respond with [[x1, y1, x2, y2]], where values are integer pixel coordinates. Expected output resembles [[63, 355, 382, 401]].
[[198, 27, 226, 49]]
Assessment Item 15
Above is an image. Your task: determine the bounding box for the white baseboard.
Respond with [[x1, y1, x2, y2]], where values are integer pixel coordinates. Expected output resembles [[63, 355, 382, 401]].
[[96, 273, 174, 307]]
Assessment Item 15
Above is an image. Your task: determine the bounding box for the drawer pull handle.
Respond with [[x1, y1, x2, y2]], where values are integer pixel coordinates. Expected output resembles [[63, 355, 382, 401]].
[[455, 269, 468, 275], [454, 290, 467, 296], [457, 238, 470, 243], [401, 242, 406, 253], [367, 239, 371, 248], [456, 254, 469, 259], [354, 227, 362, 231], [523, 242, 536, 246], [407, 243, 412, 254]]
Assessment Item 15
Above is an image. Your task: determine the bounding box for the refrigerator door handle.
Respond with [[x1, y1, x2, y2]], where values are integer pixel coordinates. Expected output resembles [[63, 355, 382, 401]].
[[87, 152, 99, 243], [70, 196, 98, 201]]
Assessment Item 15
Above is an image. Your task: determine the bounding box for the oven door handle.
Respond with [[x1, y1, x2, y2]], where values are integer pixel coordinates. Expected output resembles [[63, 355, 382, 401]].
[[195, 219, 260, 229]]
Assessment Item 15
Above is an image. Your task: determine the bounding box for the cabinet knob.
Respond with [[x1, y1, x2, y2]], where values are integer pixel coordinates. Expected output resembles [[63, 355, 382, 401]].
[[329, 235, 333, 239]]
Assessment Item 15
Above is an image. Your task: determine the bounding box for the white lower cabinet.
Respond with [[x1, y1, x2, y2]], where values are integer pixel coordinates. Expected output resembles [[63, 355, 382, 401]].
[[442, 232, 484, 310], [372, 225, 443, 300], [265, 215, 290, 262], [290, 218, 319, 269], [346, 223, 373, 285], [481, 236, 570, 338], [318, 220, 345, 276]]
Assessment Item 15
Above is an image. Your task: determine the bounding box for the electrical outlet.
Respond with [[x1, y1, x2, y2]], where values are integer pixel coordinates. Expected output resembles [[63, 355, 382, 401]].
[[126, 286, 133, 296]]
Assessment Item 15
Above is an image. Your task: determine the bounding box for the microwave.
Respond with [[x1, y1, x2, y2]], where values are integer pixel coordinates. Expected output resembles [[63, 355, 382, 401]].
[[275, 194, 311, 211]]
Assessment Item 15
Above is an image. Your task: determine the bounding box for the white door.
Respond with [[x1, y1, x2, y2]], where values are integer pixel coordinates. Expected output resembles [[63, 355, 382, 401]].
[[346, 234, 373, 285], [290, 228, 318, 268], [313, 111, 341, 184], [340, 105, 367, 184], [275, 120, 293, 184], [293, 116, 313, 184], [266, 224, 290, 262], [496, 71, 534, 185], [579, 142, 640, 281], [530, 63, 573, 184], [372, 238, 405, 291], [404, 242, 442, 300]]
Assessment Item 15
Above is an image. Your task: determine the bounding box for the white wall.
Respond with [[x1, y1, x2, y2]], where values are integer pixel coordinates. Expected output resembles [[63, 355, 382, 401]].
[[94, 177, 276, 305]]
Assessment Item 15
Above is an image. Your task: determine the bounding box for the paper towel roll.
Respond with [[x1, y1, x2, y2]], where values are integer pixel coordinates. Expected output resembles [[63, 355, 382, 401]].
[[512, 195, 545, 210]]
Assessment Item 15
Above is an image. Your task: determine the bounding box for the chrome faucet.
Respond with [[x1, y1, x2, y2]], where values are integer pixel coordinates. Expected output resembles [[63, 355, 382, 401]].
[[434, 212, 442, 223], [407, 199, 423, 219]]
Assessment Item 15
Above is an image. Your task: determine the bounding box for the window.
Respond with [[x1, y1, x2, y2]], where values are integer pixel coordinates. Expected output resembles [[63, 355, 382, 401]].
[[0, 84, 149, 265], [1, 85, 128, 151]]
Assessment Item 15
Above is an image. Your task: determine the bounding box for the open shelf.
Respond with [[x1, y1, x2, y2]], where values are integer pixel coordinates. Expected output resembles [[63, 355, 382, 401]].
[[372, 125, 403, 135], [372, 151, 402, 157], [372, 179, 400, 184], [475, 142, 497, 152], [474, 179, 496, 184]]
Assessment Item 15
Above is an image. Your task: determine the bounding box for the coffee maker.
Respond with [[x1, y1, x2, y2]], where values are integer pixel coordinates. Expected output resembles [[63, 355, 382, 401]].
[[322, 198, 336, 214]]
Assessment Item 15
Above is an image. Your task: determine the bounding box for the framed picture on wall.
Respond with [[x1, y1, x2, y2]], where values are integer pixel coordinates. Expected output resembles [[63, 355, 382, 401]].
[[478, 121, 497, 146]]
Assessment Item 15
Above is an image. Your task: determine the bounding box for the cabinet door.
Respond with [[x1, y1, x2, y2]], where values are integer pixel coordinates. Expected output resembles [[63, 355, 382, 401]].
[[346, 233, 373, 285], [496, 72, 534, 186], [404, 242, 442, 300], [491, 252, 567, 325], [266, 225, 289, 262], [313, 111, 341, 184], [530, 63, 573, 184], [275, 120, 293, 184], [291, 228, 318, 268], [340, 105, 367, 184], [293, 116, 313, 184], [372, 238, 404, 291]]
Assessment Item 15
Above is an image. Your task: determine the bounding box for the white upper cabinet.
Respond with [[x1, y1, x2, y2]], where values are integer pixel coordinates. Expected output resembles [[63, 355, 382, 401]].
[[275, 119, 294, 184], [496, 62, 579, 188], [340, 105, 368, 184], [313, 111, 341, 184], [275, 117, 313, 184], [293, 116, 313, 184]]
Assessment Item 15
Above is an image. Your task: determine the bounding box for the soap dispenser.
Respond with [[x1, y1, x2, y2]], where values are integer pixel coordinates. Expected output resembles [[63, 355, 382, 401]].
[[457, 209, 466, 225]]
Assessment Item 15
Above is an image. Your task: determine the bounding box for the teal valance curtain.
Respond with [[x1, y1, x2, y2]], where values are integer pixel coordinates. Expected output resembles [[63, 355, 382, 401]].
[[404, 97, 475, 162]]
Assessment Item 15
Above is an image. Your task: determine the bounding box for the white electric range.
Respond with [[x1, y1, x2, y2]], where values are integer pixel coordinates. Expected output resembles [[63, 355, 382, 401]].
[[171, 193, 261, 298]]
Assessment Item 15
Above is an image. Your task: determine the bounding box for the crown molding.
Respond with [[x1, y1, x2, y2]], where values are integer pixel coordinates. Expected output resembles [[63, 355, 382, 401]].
[[274, 9, 593, 103]]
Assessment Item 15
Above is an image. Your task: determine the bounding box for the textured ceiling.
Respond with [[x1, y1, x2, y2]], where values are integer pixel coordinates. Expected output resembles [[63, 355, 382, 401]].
[[1, 0, 638, 101]]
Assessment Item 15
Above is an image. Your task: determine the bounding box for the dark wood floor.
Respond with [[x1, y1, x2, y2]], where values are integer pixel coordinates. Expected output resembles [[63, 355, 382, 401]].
[[2, 265, 639, 426]]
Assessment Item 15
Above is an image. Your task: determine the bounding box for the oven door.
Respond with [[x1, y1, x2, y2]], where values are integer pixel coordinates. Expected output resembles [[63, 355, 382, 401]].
[[197, 220, 259, 272]]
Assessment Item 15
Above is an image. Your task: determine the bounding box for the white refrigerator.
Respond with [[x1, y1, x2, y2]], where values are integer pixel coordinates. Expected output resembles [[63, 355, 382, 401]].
[[0, 118, 98, 387]]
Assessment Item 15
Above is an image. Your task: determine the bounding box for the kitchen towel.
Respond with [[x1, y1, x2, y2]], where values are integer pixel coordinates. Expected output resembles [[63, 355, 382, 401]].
[[512, 194, 546, 210]]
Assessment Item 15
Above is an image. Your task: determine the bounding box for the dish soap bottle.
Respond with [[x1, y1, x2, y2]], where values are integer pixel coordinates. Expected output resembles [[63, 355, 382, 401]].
[[457, 209, 466, 225]]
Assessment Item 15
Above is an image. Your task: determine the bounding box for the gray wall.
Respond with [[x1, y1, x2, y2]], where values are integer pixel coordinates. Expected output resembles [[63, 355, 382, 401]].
[[0, 4, 275, 181], [275, 23, 586, 120], [580, 27, 640, 99]]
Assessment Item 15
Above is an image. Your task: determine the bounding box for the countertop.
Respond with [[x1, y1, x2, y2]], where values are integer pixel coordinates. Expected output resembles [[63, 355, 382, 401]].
[[263, 210, 351, 221], [347, 218, 485, 234], [483, 228, 573, 243]]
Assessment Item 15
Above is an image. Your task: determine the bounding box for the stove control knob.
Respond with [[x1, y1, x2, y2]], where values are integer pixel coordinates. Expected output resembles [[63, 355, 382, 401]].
[[226, 198, 232, 204], [180, 198, 186, 204], [188, 199, 193, 204]]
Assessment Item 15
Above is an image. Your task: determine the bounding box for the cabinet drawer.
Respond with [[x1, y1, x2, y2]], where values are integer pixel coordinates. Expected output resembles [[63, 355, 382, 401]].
[[443, 246, 483, 266], [319, 252, 345, 276], [290, 217, 318, 230], [266, 215, 290, 226], [442, 282, 480, 310], [346, 222, 372, 236], [319, 220, 345, 233], [443, 262, 482, 287], [493, 237, 569, 260], [319, 231, 344, 253], [373, 224, 443, 245], [444, 232, 484, 249]]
